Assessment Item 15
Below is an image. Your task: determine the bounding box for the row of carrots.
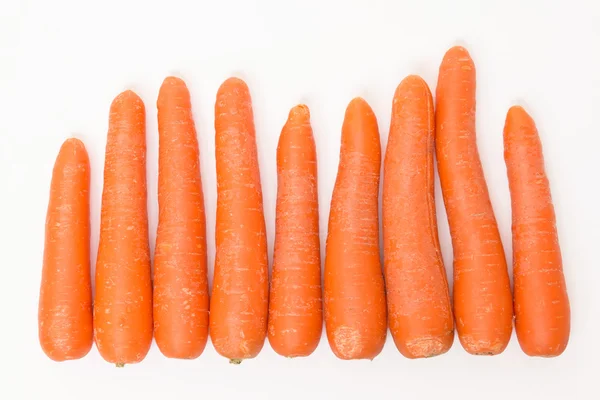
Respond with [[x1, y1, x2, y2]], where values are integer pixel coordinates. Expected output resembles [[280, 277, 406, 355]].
[[39, 46, 570, 365]]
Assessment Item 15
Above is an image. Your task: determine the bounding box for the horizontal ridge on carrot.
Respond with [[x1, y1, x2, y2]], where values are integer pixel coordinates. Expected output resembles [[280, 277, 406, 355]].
[[324, 97, 387, 360], [153, 76, 209, 359], [435, 46, 513, 355], [39, 138, 93, 361], [210, 77, 269, 363], [268, 104, 322, 358], [94, 90, 153, 366], [383, 75, 454, 358], [503, 105, 570, 357]]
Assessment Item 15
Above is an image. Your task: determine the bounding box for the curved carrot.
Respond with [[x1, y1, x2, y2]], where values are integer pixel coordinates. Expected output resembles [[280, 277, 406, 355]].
[[268, 105, 322, 358], [94, 90, 153, 366], [503, 105, 570, 357], [39, 138, 93, 361], [383, 75, 454, 358], [324, 97, 387, 360], [153, 77, 209, 359], [435, 46, 513, 355], [210, 77, 269, 363]]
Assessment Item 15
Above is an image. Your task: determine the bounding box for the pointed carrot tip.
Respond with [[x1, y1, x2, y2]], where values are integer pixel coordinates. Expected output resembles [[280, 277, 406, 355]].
[[441, 45, 474, 66], [506, 104, 535, 126], [347, 96, 371, 111], [62, 137, 85, 150], [289, 104, 310, 121], [162, 76, 187, 88], [111, 89, 144, 110]]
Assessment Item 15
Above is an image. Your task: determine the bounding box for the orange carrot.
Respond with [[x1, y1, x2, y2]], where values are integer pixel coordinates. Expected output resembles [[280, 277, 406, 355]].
[[268, 104, 322, 358], [383, 75, 454, 358], [503, 105, 570, 357], [39, 138, 93, 361], [210, 77, 269, 363], [324, 97, 387, 360], [153, 77, 209, 359], [435, 46, 513, 355], [94, 90, 153, 366]]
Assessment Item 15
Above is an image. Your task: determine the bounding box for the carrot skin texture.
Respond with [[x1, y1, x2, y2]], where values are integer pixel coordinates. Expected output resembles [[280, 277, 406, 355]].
[[383, 76, 454, 358], [210, 78, 269, 362], [268, 105, 322, 358], [94, 90, 153, 365], [435, 46, 513, 355], [324, 97, 387, 360], [39, 139, 93, 361], [153, 77, 209, 359], [504, 106, 570, 357]]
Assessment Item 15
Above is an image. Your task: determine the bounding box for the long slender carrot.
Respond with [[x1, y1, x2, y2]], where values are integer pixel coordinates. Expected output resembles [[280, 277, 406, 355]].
[[268, 104, 322, 358], [153, 77, 209, 359], [503, 105, 570, 357], [435, 46, 513, 355], [39, 138, 93, 361], [324, 97, 387, 360], [383, 75, 454, 358], [94, 90, 153, 366], [210, 77, 269, 363]]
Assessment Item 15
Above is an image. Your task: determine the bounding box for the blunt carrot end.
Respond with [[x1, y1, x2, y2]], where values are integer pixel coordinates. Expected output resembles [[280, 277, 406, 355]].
[[288, 104, 310, 121]]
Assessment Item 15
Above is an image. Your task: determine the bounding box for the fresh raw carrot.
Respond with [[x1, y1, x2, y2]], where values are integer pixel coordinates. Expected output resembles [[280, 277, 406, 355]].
[[324, 97, 387, 360], [153, 77, 209, 359], [210, 77, 269, 363], [268, 104, 322, 358], [94, 90, 153, 366], [503, 105, 570, 357], [383, 75, 454, 358], [39, 138, 93, 361], [435, 46, 513, 355]]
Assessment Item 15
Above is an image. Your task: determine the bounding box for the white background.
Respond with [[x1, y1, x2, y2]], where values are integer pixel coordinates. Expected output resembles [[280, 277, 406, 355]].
[[1, 0, 599, 399]]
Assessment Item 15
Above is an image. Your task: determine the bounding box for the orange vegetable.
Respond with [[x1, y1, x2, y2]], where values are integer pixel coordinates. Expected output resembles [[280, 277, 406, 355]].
[[153, 77, 209, 359], [94, 90, 153, 366], [435, 46, 513, 355], [210, 78, 269, 363], [39, 138, 93, 361], [503, 105, 570, 357], [268, 105, 322, 358], [383, 75, 454, 358], [324, 97, 387, 360]]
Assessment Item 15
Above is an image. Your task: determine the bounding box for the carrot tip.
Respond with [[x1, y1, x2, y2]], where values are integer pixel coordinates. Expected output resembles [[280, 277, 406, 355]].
[[288, 104, 310, 121], [111, 89, 143, 109], [229, 358, 242, 365], [162, 75, 186, 87]]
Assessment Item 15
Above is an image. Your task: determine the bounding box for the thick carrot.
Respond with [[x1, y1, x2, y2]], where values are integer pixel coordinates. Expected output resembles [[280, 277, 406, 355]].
[[435, 46, 513, 355], [94, 90, 153, 366], [503, 105, 570, 357], [210, 77, 269, 363], [153, 77, 209, 359], [268, 105, 322, 358], [324, 97, 387, 360], [383, 75, 454, 358], [39, 138, 93, 361]]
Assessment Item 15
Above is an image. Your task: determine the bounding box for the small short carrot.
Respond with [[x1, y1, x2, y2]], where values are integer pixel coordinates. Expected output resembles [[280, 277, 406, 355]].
[[210, 77, 269, 363], [435, 46, 513, 355], [503, 105, 570, 357], [153, 77, 209, 359], [94, 90, 153, 366], [268, 104, 322, 358], [324, 97, 387, 360], [383, 75, 454, 358], [39, 138, 93, 361]]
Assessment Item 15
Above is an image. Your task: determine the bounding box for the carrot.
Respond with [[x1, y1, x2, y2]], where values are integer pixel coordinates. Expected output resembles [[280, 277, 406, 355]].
[[383, 75, 454, 358], [39, 138, 93, 361], [324, 97, 387, 360], [435, 46, 513, 355], [153, 77, 209, 359], [210, 77, 269, 363], [94, 90, 153, 366], [503, 105, 570, 357], [268, 104, 322, 358]]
